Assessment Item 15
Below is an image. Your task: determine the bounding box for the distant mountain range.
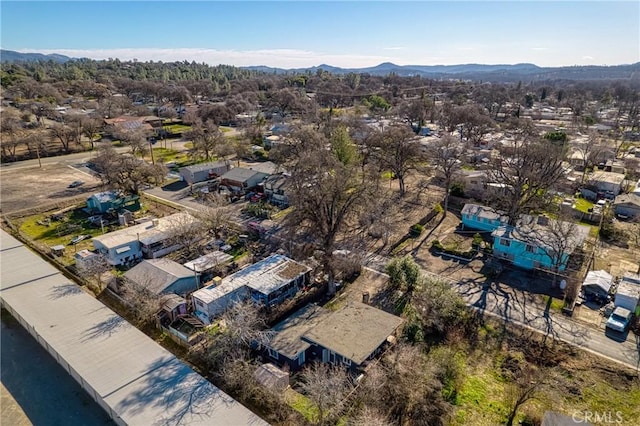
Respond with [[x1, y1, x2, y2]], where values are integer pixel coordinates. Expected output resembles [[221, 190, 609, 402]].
[[2, 49, 638, 82], [1, 49, 71, 63], [244, 61, 640, 82]]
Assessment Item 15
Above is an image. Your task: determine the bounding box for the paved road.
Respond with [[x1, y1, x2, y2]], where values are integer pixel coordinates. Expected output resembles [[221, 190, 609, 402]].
[[362, 251, 640, 372], [0, 144, 130, 171]]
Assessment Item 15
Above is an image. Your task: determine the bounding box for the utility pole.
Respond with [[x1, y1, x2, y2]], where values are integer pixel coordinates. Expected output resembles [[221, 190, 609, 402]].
[[149, 138, 155, 165], [36, 143, 42, 168]]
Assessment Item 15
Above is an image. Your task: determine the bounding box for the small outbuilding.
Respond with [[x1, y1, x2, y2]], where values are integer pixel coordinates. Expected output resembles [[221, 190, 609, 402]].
[[179, 161, 231, 185], [253, 363, 289, 392], [581, 270, 613, 300]]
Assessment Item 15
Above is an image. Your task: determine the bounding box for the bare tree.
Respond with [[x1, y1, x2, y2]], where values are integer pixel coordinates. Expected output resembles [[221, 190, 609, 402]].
[[512, 216, 584, 287], [192, 205, 230, 238], [396, 95, 435, 131], [488, 136, 567, 225], [81, 117, 104, 150], [185, 119, 226, 161], [50, 123, 78, 153], [372, 124, 422, 196], [76, 253, 111, 291], [284, 127, 374, 295], [164, 213, 205, 259], [0, 111, 26, 161], [298, 362, 353, 425], [357, 344, 452, 425], [349, 407, 393, 426], [573, 131, 606, 183], [429, 134, 466, 214], [442, 104, 494, 145], [92, 145, 166, 195], [504, 365, 545, 426], [189, 301, 272, 373], [113, 126, 151, 156], [119, 279, 164, 327]]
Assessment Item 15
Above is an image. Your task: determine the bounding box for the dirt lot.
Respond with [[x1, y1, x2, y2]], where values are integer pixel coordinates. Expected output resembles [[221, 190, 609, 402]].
[[0, 163, 102, 215]]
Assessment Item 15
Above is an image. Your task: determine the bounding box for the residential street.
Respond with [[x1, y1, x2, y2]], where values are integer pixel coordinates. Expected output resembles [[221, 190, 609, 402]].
[[455, 278, 640, 371], [363, 252, 640, 372]]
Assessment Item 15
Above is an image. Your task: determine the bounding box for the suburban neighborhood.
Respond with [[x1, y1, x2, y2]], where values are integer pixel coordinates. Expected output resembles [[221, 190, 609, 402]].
[[1, 4, 640, 424]]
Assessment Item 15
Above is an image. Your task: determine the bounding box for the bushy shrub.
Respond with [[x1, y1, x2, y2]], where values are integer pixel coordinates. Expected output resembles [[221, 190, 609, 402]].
[[431, 239, 444, 251], [410, 223, 424, 236]]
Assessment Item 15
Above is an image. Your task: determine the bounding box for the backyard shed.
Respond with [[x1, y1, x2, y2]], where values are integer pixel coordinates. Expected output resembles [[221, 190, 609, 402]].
[[581, 270, 613, 299], [253, 363, 289, 392]]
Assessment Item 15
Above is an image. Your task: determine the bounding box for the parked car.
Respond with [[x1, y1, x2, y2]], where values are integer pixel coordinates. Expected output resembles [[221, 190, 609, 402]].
[[606, 306, 633, 332], [70, 235, 89, 245], [68, 180, 85, 188]]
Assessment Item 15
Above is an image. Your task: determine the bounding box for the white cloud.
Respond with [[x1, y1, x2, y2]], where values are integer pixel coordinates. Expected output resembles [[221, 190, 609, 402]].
[[531, 47, 549, 51], [582, 55, 595, 60], [382, 46, 407, 51], [18, 48, 393, 69]]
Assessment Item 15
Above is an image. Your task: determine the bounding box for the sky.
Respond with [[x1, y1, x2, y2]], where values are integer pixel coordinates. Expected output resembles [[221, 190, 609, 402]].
[[1, 1, 639, 68]]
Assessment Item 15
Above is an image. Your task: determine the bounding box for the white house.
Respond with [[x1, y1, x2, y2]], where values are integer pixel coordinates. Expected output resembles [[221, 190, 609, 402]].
[[91, 213, 196, 266], [191, 254, 311, 324]]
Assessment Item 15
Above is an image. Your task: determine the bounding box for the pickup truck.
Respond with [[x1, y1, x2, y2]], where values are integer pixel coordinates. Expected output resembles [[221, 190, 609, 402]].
[[606, 306, 633, 332]]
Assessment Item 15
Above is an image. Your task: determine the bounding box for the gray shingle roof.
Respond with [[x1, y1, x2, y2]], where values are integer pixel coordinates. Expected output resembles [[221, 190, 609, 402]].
[[269, 304, 332, 359], [124, 258, 195, 295], [302, 301, 404, 365]]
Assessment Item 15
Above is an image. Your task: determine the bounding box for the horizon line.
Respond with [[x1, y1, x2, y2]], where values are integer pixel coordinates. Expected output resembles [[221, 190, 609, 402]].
[[2, 48, 638, 69]]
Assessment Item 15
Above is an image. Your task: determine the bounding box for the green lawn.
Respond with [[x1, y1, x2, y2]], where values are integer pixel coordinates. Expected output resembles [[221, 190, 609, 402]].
[[450, 330, 640, 426], [163, 124, 192, 134], [285, 389, 319, 423], [543, 295, 565, 312], [219, 126, 232, 133], [574, 198, 594, 214], [18, 210, 111, 266], [152, 148, 190, 166]]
